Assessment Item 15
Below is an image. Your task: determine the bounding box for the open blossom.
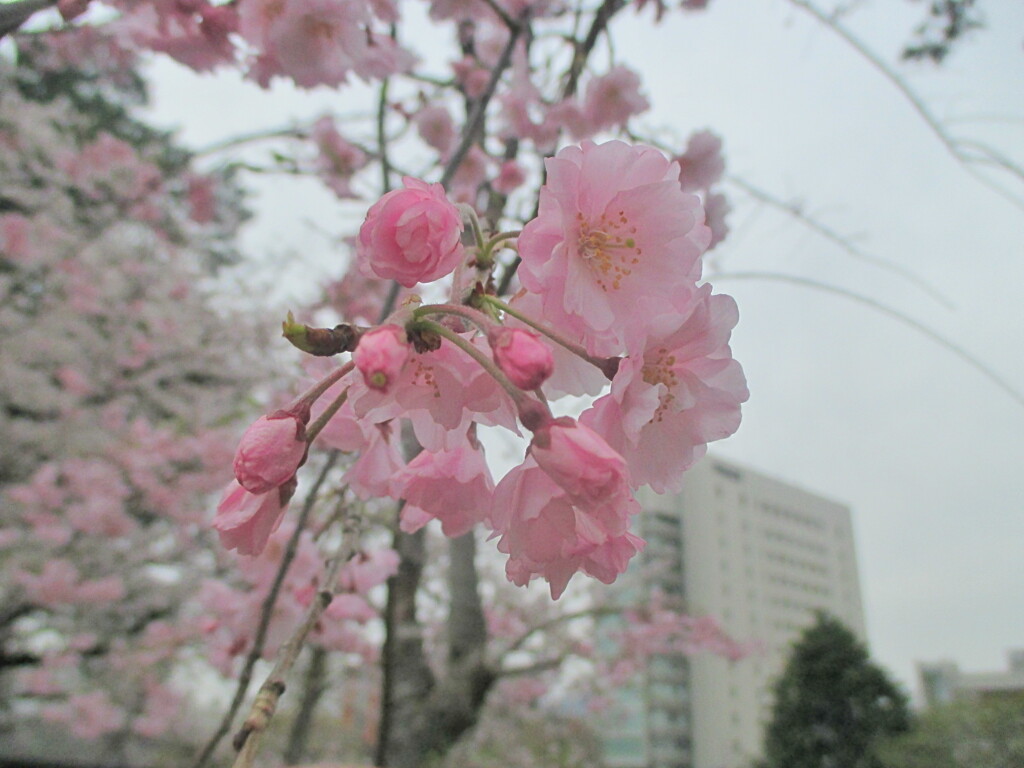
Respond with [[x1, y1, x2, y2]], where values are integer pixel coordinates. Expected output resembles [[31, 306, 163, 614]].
[[582, 65, 650, 133], [357, 176, 465, 287], [348, 334, 519, 452], [232, 412, 307, 494], [354, 325, 410, 392], [213, 479, 296, 556], [516, 140, 711, 354], [488, 327, 554, 390], [676, 129, 725, 192], [391, 437, 494, 537], [414, 104, 456, 157], [529, 418, 634, 532], [238, 0, 410, 88], [489, 459, 644, 599], [582, 286, 748, 493], [311, 116, 367, 198]]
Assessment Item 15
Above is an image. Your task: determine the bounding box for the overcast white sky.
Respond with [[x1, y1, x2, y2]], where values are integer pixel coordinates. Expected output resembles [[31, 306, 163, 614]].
[[144, 0, 1024, 700]]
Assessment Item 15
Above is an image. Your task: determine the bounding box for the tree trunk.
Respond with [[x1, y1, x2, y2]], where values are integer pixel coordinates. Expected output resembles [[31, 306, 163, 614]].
[[375, 530, 496, 768]]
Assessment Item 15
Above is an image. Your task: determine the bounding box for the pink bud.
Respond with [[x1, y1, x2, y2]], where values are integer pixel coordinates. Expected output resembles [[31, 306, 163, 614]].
[[489, 327, 554, 391], [354, 325, 410, 392], [232, 413, 307, 494]]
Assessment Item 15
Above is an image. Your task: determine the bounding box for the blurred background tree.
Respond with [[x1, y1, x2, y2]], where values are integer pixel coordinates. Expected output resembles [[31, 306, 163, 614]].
[[760, 612, 910, 768]]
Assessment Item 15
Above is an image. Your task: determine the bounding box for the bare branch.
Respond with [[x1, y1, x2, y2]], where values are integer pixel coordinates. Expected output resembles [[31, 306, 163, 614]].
[[231, 507, 364, 767], [191, 451, 340, 768], [787, 0, 1024, 211], [716, 270, 1024, 409], [725, 174, 955, 309], [498, 604, 625, 659]]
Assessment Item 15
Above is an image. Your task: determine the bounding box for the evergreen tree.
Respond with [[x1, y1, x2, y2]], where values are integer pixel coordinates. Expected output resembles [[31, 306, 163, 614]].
[[762, 612, 910, 768]]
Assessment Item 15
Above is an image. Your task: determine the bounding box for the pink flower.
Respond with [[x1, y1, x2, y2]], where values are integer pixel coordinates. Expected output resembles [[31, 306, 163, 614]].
[[489, 459, 644, 599], [676, 130, 725, 192], [232, 413, 307, 494], [238, 0, 409, 88], [516, 140, 710, 354], [493, 159, 526, 195], [357, 176, 465, 287], [704, 191, 731, 250], [348, 333, 518, 452], [529, 417, 634, 533], [414, 104, 456, 157], [582, 65, 650, 133], [582, 286, 748, 492], [213, 479, 296, 556], [391, 438, 494, 537], [311, 116, 367, 198], [489, 327, 554, 390], [339, 548, 401, 594], [354, 325, 411, 393]]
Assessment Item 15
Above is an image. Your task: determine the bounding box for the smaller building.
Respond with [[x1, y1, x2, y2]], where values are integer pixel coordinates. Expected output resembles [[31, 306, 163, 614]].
[[918, 649, 1024, 706]]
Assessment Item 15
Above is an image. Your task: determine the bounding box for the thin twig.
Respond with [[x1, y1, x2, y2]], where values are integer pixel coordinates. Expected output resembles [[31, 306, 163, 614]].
[[563, 0, 628, 99], [787, 0, 1024, 210], [440, 13, 528, 189], [230, 509, 364, 767], [190, 452, 340, 768], [716, 270, 1024, 409], [726, 174, 955, 309]]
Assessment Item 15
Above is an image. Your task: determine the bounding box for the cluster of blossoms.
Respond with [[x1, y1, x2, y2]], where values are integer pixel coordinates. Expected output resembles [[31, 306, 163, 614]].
[[216, 139, 748, 599]]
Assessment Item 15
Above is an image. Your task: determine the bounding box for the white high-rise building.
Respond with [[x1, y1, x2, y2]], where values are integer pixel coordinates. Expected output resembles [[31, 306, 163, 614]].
[[601, 456, 866, 768]]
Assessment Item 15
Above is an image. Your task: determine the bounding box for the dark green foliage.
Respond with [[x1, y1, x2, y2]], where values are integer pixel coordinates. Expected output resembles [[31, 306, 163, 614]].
[[762, 612, 910, 768]]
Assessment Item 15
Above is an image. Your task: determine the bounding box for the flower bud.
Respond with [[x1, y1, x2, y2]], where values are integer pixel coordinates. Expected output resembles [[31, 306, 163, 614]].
[[233, 413, 307, 495], [489, 327, 554, 391], [354, 325, 410, 393]]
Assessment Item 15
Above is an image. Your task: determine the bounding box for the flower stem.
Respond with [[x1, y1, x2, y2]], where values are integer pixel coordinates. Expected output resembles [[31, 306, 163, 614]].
[[294, 362, 354, 411], [305, 386, 350, 445], [413, 303, 496, 334], [411, 319, 552, 429], [481, 295, 620, 379], [479, 230, 521, 264]]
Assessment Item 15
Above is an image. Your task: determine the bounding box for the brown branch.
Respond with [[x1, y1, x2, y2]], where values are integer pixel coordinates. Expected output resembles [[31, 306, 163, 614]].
[[231, 508, 364, 767], [191, 452, 340, 768], [439, 12, 529, 189], [563, 0, 628, 99], [283, 646, 329, 765], [499, 604, 624, 659]]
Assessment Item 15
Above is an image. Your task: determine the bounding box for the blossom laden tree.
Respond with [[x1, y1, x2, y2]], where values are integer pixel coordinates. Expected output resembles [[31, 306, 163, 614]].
[[5, 0, 1013, 766]]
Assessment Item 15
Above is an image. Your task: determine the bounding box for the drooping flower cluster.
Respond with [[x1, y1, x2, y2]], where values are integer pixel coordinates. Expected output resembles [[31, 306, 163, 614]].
[[216, 140, 748, 599]]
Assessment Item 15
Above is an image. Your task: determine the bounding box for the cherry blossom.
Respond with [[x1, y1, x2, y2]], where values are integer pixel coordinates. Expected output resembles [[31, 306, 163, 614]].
[[357, 176, 466, 287], [583, 286, 748, 493], [391, 435, 495, 537], [354, 324, 412, 393], [489, 459, 645, 599], [213, 479, 297, 556], [516, 140, 711, 353]]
